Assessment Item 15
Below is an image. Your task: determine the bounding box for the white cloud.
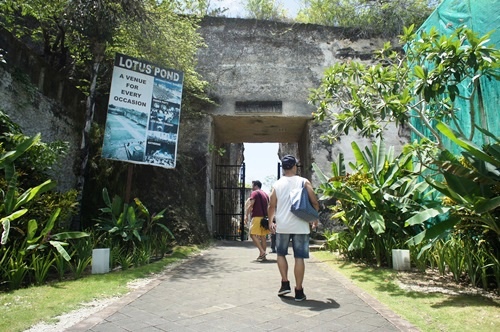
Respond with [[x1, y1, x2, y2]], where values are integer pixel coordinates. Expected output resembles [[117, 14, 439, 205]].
[[244, 143, 280, 194]]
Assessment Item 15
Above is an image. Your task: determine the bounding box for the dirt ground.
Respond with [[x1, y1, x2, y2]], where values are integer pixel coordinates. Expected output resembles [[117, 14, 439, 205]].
[[396, 269, 500, 301]]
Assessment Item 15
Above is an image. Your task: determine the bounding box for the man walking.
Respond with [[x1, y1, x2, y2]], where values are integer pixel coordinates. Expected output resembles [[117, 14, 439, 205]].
[[267, 155, 319, 301], [245, 180, 270, 261]]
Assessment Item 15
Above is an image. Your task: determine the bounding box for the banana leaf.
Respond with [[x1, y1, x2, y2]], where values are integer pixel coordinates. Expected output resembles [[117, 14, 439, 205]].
[[404, 206, 451, 227], [436, 122, 500, 166], [406, 215, 460, 246]]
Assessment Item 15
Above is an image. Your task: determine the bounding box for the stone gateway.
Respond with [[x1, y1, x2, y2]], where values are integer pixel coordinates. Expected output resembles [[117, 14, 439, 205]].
[[0, 18, 407, 241]]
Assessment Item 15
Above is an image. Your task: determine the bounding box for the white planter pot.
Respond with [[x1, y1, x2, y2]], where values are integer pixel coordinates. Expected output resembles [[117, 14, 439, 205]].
[[92, 248, 110, 274], [392, 249, 411, 271]]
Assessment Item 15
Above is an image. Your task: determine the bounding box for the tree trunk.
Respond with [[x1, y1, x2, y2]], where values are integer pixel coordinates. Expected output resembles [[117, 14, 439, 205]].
[[73, 42, 106, 230]]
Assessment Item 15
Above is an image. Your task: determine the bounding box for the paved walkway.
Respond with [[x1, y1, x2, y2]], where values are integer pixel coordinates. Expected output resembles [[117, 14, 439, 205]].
[[69, 240, 419, 332]]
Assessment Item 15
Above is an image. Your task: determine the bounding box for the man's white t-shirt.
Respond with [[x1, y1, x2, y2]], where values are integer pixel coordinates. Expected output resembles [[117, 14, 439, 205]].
[[272, 175, 310, 234]]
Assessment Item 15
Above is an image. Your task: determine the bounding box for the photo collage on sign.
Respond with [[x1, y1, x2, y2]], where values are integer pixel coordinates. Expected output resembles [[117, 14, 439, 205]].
[[101, 53, 184, 169]]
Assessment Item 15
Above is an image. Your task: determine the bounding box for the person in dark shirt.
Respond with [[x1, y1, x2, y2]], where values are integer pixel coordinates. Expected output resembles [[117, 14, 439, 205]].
[[245, 180, 270, 261]]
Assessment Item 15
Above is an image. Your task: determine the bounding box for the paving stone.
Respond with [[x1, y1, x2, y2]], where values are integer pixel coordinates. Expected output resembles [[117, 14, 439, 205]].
[[69, 240, 418, 332]]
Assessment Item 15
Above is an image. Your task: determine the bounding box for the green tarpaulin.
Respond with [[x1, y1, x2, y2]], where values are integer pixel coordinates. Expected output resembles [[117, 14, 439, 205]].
[[412, 0, 500, 149]]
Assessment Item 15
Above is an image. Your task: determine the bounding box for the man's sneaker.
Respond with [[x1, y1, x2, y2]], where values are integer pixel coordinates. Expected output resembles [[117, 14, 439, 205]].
[[278, 281, 291, 296], [295, 288, 306, 302]]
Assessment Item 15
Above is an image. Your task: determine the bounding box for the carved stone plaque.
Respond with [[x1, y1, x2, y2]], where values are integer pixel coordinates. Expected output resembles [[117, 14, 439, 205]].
[[235, 101, 282, 113]]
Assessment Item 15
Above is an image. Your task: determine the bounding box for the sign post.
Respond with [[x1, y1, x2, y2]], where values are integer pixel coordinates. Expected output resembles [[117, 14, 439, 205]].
[[102, 53, 184, 169]]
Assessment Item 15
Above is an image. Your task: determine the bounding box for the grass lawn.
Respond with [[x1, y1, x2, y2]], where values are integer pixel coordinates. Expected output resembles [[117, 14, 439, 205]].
[[312, 251, 500, 332], [0, 246, 200, 332], [2, 246, 499, 332]]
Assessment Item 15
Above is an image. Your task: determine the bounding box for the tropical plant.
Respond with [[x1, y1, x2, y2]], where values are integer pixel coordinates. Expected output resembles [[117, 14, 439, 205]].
[[310, 23, 500, 290], [68, 237, 93, 279], [24, 209, 89, 261], [94, 189, 144, 248], [405, 123, 500, 244], [315, 139, 432, 266], [0, 115, 86, 252], [1, 248, 29, 290], [0, 111, 77, 231], [134, 196, 174, 241], [402, 123, 500, 290], [487, 250, 500, 290], [2, 207, 89, 289], [94, 188, 174, 261], [30, 251, 55, 285], [0, 134, 55, 246], [115, 247, 134, 271], [322, 228, 354, 259], [52, 249, 67, 281], [133, 244, 152, 267], [0, 132, 88, 289], [443, 236, 466, 282], [310, 26, 500, 147]]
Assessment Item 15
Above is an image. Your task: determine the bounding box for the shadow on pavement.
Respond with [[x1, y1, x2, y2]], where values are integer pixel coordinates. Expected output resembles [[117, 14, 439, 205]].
[[279, 295, 341, 311]]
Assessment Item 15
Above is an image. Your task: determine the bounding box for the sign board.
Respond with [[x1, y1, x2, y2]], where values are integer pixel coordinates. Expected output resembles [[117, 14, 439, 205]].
[[101, 53, 184, 169]]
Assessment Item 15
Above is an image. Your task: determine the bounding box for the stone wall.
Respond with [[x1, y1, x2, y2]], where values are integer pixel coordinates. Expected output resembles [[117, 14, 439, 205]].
[[197, 17, 408, 185], [198, 17, 384, 108], [1, 18, 410, 241], [0, 27, 84, 192]]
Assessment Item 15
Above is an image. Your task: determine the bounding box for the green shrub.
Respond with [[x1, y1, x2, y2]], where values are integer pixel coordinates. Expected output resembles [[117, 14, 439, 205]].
[[93, 188, 175, 269], [315, 139, 430, 266], [0, 112, 88, 290]]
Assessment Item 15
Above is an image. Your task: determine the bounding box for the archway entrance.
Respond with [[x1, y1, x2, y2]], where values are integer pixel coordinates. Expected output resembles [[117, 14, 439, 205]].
[[211, 114, 310, 241], [213, 143, 282, 241]]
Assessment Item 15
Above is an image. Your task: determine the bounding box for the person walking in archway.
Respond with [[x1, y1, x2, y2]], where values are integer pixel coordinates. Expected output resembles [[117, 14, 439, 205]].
[[267, 155, 319, 301], [245, 180, 270, 261]]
